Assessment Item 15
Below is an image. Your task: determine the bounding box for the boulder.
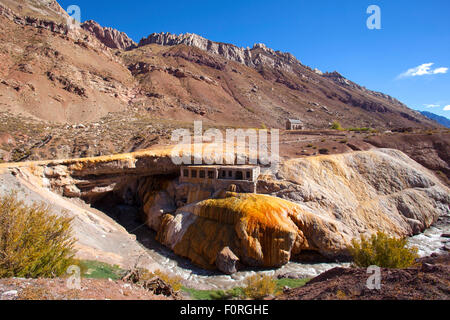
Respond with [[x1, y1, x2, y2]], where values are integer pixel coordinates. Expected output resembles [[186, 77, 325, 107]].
[[216, 247, 239, 275]]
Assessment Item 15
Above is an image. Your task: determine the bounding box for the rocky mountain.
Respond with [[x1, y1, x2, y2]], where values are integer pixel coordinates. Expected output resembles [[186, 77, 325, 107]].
[[421, 111, 450, 128], [81, 20, 136, 50], [139, 32, 301, 71], [0, 0, 440, 131], [1, 0, 448, 167], [0, 0, 68, 22]]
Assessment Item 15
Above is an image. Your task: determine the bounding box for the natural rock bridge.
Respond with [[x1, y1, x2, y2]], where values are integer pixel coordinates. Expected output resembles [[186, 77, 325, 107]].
[[1, 147, 449, 275]]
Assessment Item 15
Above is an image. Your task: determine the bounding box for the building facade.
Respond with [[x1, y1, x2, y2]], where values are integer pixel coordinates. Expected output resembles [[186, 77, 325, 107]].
[[286, 119, 303, 130], [180, 165, 260, 193]]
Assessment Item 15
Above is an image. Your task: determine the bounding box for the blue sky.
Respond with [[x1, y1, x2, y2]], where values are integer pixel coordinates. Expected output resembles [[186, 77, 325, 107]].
[[59, 0, 450, 118]]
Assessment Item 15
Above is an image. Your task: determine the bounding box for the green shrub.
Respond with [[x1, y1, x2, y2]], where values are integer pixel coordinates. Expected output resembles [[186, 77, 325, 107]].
[[152, 269, 183, 292], [0, 193, 76, 278], [243, 274, 276, 299], [349, 232, 419, 269], [125, 268, 183, 292], [331, 121, 344, 131]]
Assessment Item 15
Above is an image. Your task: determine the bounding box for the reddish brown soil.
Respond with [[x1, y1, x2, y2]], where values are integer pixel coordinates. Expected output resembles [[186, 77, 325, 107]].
[[277, 254, 450, 300], [0, 278, 173, 300]]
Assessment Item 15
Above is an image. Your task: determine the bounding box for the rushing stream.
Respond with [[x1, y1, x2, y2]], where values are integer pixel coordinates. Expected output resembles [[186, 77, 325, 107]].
[[121, 204, 450, 290]]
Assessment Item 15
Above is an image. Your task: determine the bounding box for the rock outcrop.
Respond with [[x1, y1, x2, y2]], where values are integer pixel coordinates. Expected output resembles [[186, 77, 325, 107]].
[[0, 0, 68, 22], [138, 32, 301, 73], [151, 149, 448, 272], [0, 2, 68, 35], [1, 147, 449, 274], [216, 247, 239, 275], [261, 148, 449, 240], [81, 20, 136, 50]]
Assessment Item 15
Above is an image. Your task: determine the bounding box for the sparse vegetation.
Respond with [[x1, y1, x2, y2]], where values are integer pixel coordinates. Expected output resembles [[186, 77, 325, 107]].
[[331, 121, 344, 131], [331, 121, 374, 133], [122, 267, 183, 292], [242, 274, 277, 299], [182, 277, 309, 300], [319, 148, 330, 155], [0, 193, 76, 279], [349, 232, 419, 269], [347, 127, 372, 132], [151, 269, 183, 292], [275, 278, 310, 291], [78, 260, 124, 280]]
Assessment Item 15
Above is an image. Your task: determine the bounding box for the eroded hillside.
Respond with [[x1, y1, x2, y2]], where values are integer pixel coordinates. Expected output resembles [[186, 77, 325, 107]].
[[0, 0, 440, 130]]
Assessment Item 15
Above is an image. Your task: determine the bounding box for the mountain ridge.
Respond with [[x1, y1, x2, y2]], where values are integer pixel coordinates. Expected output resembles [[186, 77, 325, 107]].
[[421, 111, 450, 128], [0, 0, 441, 131]]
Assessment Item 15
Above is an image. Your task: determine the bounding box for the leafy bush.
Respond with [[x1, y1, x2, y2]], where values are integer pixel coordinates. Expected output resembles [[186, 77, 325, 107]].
[[126, 268, 183, 292], [349, 232, 419, 269], [319, 148, 330, 155], [0, 193, 76, 278], [243, 274, 276, 299], [151, 269, 183, 292], [331, 121, 344, 131]]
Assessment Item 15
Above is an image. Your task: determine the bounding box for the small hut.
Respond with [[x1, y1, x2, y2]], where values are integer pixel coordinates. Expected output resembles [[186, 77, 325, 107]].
[[286, 119, 303, 130]]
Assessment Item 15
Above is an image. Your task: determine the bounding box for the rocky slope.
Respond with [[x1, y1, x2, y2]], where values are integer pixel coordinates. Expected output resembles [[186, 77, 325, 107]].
[[0, 0, 138, 124], [364, 132, 450, 185], [277, 253, 450, 300], [0, 278, 173, 300], [0, 0, 440, 131], [0, 0, 68, 23], [81, 20, 136, 50], [0, 0, 447, 170]]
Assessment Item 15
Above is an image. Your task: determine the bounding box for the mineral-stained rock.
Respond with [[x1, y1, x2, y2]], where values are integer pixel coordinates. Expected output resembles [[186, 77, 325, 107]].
[[8, 147, 449, 274], [155, 149, 449, 272], [157, 192, 347, 269], [216, 247, 239, 275], [138, 179, 176, 231]]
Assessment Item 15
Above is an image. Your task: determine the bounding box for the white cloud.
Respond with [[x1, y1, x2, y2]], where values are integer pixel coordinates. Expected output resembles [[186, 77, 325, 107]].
[[433, 67, 448, 74], [398, 63, 448, 79], [424, 104, 440, 108], [444, 105, 450, 111]]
